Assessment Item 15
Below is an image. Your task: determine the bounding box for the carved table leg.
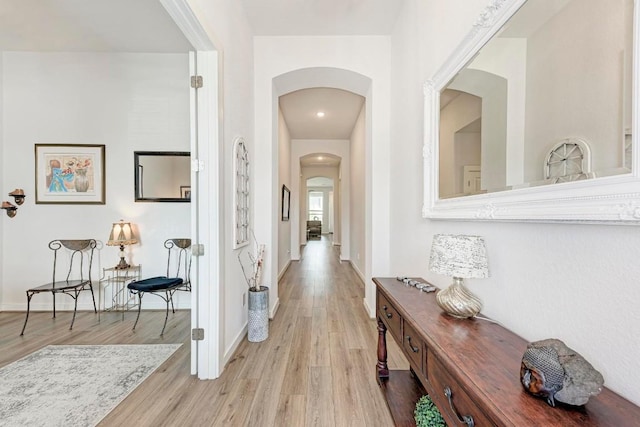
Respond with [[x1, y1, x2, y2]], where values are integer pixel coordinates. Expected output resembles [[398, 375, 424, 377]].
[[377, 317, 389, 380]]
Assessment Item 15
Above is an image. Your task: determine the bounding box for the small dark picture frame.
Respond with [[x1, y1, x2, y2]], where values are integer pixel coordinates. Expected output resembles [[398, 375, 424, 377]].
[[281, 185, 290, 221]]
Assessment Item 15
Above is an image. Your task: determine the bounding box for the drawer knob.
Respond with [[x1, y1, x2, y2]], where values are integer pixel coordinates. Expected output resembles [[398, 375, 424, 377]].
[[382, 305, 393, 319], [405, 336, 419, 353], [444, 386, 474, 427]]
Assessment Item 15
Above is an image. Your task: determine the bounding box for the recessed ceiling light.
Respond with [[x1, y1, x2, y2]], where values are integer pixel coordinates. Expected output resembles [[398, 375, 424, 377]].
[[318, 156, 324, 161], [316, 111, 325, 118]]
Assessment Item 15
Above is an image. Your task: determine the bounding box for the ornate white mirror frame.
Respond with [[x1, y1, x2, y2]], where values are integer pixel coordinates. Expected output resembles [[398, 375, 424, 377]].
[[423, 0, 640, 223]]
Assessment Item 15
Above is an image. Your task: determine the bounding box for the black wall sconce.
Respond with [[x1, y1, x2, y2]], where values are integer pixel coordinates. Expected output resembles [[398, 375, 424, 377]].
[[2, 188, 25, 218]]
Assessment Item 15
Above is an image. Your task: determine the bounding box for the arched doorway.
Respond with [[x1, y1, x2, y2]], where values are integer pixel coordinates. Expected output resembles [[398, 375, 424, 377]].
[[254, 60, 391, 319]]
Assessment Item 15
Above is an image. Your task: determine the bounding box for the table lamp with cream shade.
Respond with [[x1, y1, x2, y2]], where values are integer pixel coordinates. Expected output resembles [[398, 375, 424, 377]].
[[107, 220, 138, 269], [429, 234, 489, 318]]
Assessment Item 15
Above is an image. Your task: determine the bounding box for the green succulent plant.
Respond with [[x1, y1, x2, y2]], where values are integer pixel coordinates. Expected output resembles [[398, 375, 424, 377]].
[[414, 395, 447, 427]]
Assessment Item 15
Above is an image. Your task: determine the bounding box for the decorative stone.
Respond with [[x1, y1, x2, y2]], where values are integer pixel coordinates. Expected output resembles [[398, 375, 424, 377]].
[[520, 338, 604, 407]]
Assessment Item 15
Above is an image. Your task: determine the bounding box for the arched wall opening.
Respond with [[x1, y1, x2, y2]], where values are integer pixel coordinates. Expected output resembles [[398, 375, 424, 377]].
[[304, 175, 335, 240], [299, 153, 342, 249], [254, 38, 392, 318], [274, 67, 369, 311]]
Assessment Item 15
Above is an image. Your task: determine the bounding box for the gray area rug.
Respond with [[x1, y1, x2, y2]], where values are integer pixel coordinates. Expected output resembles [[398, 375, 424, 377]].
[[0, 344, 182, 427]]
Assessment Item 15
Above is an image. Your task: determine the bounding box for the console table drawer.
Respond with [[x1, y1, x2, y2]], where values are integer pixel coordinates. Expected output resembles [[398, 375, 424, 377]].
[[428, 353, 494, 427], [377, 292, 401, 342], [402, 321, 424, 374]]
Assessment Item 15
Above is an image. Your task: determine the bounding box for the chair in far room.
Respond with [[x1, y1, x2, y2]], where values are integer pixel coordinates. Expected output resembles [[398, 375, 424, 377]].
[[306, 220, 322, 239], [20, 239, 98, 335], [127, 238, 191, 335]]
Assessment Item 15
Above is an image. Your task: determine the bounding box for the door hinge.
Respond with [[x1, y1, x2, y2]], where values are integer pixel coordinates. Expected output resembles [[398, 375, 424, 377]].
[[191, 159, 205, 172], [192, 328, 205, 341], [190, 75, 203, 89], [191, 244, 205, 256]]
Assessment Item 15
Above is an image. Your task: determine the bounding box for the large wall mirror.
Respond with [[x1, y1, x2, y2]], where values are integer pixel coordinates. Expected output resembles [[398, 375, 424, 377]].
[[134, 151, 191, 202], [424, 0, 640, 223]]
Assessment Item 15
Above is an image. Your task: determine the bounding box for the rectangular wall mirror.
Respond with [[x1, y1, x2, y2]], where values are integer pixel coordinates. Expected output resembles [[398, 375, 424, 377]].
[[134, 151, 191, 202]]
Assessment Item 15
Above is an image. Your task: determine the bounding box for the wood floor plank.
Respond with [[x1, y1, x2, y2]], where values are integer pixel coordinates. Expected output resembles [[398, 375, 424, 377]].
[[274, 394, 306, 426], [329, 331, 367, 426], [350, 348, 397, 427], [280, 315, 312, 395], [310, 306, 330, 367], [212, 378, 259, 426], [306, 366, 335, 427]]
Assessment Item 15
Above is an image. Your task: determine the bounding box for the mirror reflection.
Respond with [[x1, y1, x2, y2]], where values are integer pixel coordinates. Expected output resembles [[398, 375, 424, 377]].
[[439, 0, 634, 199], [134, 151, 190, 202]]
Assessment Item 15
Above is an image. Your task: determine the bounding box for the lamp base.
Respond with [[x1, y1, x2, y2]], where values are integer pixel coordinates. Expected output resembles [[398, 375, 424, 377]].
[[114, 244, 130, 270], [114, 257, 131, 270], [436, 277, 482, 318]]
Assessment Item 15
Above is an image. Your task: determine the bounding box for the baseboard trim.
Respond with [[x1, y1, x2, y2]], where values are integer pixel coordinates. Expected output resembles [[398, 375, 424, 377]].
[[223, 323, 248, 366], [269, 297, 280, 319], [349, 260, 366, 284], [277, 259, 291, 281], [223, 296, 279, 366], [363, 296, 375, 319]]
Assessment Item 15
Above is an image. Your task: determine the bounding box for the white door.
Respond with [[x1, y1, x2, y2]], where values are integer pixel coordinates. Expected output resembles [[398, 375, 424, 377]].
[[463, 165, 481, 194], [163, 0, 222, 380]]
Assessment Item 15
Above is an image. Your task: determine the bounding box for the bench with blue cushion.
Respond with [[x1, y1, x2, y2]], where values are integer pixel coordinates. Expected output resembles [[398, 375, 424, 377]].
[[127, 276, 184, 335]]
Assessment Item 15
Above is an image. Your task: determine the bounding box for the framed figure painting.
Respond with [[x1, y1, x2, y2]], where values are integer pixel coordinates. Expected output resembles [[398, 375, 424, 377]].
[[35, 144, 105, 204]]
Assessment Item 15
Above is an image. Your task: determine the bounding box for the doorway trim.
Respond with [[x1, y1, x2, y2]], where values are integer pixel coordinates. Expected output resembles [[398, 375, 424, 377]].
[[161, 0, 223, 379]]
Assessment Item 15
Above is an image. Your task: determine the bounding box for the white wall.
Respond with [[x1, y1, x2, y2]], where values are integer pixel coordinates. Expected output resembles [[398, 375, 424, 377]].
[[439, 92, 481, 197], [291, 138, 350, 261], [448, 70, 508, 192], [349, 105, 366, 280], [389, 0, 640, 406], [469, 38, 527, 186], [524, 0, 627, 181], [277, 108, 292, 279], [1, 52, 191, 311]]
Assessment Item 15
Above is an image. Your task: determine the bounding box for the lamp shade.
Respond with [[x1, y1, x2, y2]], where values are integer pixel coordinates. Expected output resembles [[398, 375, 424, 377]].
[[106, 220, 138, 246], [429, 234, 489, 279]]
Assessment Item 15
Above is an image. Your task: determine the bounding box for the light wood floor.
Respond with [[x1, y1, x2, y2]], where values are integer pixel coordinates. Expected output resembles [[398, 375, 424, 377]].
[[0, 236, 407, 426]]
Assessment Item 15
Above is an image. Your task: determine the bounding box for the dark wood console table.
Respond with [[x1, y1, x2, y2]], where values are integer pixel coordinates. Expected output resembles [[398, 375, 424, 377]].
[[374, 277, 640, 426]]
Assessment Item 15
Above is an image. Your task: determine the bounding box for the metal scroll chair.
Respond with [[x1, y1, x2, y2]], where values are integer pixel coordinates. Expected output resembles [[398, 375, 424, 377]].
[[127, 238, 191, 335], [20, 239, 98, 335], [165, 238, 191, 293]]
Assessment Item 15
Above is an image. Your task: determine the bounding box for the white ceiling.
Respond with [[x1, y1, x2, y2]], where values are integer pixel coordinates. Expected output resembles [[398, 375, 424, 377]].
[[0, 0, 193, 52], [0, 0, 402, 164], [241, 0, 405, 36], [280, 88, 365, 140], [307, 176, 335, 188], [301, 153, 341, 168]]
